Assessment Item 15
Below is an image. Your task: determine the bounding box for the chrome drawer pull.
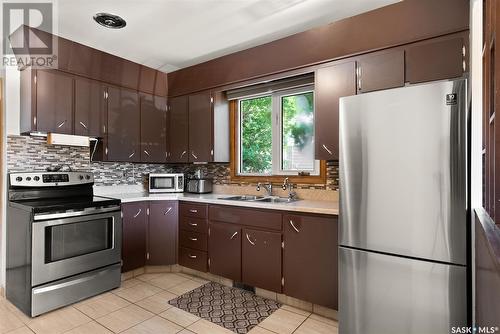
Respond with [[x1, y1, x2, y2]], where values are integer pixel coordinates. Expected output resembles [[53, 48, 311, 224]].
[[129, 151, 135, 158], [57, 120, 67, 128], [133, 209, 142, 218], [189, 237, 198, 241], [79, 121, 88, 129], [180, 150, 187, 158], [230, 232, 238, 240], [289, 220, 300, 233], [322, 144, 333, 155], [191, 152, 198, 159], [189, 209, 198, 213], [144, 150, 150, 156], [188, 222, 198, 227], [246, 233, 255, 246], [188, 254, 197, 259], [164, 207, 172, 215]]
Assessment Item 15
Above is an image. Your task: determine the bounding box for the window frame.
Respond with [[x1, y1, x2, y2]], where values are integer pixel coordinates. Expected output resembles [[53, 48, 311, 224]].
[[230, 87, 326, 185]]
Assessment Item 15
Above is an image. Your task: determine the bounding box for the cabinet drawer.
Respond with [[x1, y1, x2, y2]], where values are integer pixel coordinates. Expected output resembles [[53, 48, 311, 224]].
[[209, 205, 282, 231], [179, 216, 208, 234], [179, 247, 207, 272], [180, 202, 208, 219], [179, 230, 207, 251]]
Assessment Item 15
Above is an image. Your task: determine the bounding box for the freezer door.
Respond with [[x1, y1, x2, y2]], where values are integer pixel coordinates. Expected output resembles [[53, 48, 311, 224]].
[[339, 79, 467, 264], [339, 247, 467, 334]]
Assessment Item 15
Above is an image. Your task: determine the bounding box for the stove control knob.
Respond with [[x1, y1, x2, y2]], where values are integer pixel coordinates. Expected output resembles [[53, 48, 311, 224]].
[[15, 176, 22, 182], [85, 175, 91, 180], [26, 177, 31, 181], [79, 175, 84, 180], [33, 176, 40, 181]]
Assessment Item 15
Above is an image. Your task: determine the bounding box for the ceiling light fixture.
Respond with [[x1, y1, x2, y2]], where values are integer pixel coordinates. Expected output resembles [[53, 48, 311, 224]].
[[93, 13, 126, 29]]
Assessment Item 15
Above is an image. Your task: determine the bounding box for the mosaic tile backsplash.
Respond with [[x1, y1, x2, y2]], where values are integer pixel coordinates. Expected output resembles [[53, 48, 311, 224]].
[[7, 135, 339, 190]]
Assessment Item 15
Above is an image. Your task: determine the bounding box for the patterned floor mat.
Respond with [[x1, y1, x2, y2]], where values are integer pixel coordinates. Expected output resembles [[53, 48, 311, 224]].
[[168, 282, 281, 333]]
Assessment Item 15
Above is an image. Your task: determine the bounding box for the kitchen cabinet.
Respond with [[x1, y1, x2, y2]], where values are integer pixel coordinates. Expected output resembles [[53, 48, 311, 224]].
[[147, 201, 178, 265], [106, 86, 140, 162], [33, 69, 74, 134], [178, 202, 209, 272], [357, 49, 405, 93], [283, 214, 338, 309], [208, 222, 242, 282], [188, 91, 214, 162], [314, 62, 356, 160], [167, 96, 189, 163], [242, 228, 282, 293], [140, 94, 167, 163], [406, 37, 465, 84], [122, 202, 147, 272], [74, 77, 106, 137]]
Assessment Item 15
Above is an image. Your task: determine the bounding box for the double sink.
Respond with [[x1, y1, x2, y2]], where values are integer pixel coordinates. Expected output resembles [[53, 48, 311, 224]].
[[218, 195, 299, 204]]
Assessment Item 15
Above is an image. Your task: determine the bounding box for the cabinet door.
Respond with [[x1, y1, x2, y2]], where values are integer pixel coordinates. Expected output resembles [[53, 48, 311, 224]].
[[107, 86, 140, 161], [357, 50, 405, 93], [283, 214, 338, 309], [315, 62, 356, 160], [167, 96, 189, 163], [188, 92, 213, 162], [122, 202, 147, 272], [148, 201, 178, 265], [406, 37, 465, 84], [209, 222, 241, 282], [242, 228, 282, 292], [140, 94, 167, 162], [74, 78, 106, 137], [35, 69, 73, 134]]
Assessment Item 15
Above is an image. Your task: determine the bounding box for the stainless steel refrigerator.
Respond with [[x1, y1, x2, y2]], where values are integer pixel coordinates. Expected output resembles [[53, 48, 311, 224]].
[[338, 79, 468, 334]]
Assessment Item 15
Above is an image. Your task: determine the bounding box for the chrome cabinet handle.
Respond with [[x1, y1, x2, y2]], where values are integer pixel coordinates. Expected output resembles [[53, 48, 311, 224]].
[[189, 237, 198, 241], [246, 233, 255, 246], [143, 150, 150, 156], [133, 209, 142, 218], [164, 207, 172, 215], [322, 144, 333, 155], [79, 121, 88, 129], [230, 232, 238, 240], [189, 209, 198, 213], [129, 151, 135, 158], [57, 120, 67, 128], [180, 151, 187, 158], [188, 254, 197, 259], [188, 222, 198, 227], [191, 152, 198, 159], [289, 220, 300, 233]]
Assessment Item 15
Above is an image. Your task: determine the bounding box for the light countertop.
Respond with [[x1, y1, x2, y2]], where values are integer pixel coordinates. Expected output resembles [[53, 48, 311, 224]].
[[99, 191, 338, 216]]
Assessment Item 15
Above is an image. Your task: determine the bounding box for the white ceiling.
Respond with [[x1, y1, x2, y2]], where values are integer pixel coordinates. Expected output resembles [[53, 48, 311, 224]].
[[54, 0, 399, 72]]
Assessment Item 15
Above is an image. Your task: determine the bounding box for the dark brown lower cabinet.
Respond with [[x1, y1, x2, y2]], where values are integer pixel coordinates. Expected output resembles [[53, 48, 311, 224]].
[[242, 228, 282, 293], [179, 247, 208, 272], [147, 201, 178, 265], [208, 222, 242, 282], [283, 214, 338, 309], [121, 202, 147, 272]]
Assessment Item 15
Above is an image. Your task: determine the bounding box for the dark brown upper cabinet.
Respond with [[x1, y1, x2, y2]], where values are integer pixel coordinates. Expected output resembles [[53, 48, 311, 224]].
[[167, 96, 189, 163], [155, 71, 168, 97], [147, 201, 178, 265], [208, 222, 242, 282], [242, 228, 282, 293], [406, 37, 466, 84], [188, 91, 214, 162], [101, 53, 140, 90], [140, 94, 167, 163], [357, 49, 405, 93], [283, 214, 338, 309], [106, 86, 140, 162], [314, 61, 356, 160], [32, 69, 74, 135], [122, 202, 147, 272], [74, 77, 106, 137]]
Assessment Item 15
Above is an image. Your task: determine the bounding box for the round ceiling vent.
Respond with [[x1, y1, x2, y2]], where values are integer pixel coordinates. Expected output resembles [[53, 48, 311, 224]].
[[93, 13, 126, 29]]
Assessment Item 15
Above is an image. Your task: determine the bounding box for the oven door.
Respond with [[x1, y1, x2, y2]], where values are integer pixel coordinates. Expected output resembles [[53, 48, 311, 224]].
[[31, 208, 122, 286], [149, 175, 177, 193]]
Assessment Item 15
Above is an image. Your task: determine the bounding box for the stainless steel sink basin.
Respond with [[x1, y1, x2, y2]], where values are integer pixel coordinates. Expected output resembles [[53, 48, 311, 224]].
[[218, 195, 299, 203]]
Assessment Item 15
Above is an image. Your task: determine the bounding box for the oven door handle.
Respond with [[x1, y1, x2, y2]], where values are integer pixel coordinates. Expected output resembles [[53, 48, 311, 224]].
[[33, 206, 121, 221]]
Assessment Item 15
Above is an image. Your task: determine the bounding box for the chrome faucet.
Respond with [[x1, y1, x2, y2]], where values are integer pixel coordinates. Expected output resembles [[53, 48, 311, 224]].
[[282, 177, 297, 200], [256, 182, 273, 196]]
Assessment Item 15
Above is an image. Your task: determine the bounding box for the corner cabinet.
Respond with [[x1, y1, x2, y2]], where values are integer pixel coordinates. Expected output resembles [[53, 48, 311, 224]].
[[314, 62, 356, 160], [167, 96, 189, 163], [140, 94, 167, 163]]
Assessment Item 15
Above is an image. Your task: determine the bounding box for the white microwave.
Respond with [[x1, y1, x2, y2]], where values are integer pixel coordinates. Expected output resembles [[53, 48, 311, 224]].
[[149, 173, 184, 193]]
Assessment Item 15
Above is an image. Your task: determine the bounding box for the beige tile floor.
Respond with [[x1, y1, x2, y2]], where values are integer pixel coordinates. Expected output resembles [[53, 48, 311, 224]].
[[0, 272, 338, 334]]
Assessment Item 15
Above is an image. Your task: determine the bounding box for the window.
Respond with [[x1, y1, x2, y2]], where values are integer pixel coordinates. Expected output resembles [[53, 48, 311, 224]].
[[237, 86, 319, 176]]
